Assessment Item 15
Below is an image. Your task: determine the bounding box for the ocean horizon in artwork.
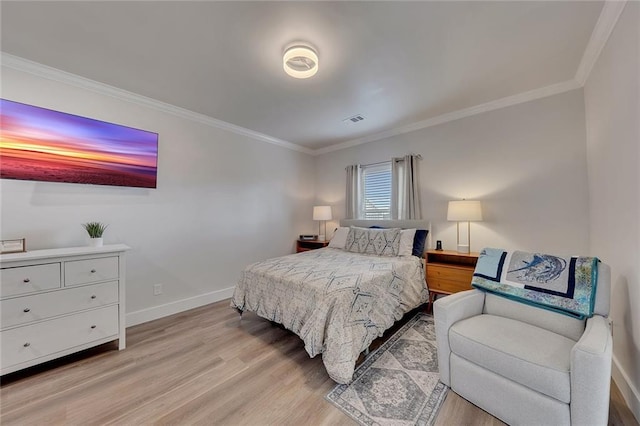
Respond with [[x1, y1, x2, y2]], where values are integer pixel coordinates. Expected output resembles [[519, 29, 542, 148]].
[[0, 99, 158, 188]]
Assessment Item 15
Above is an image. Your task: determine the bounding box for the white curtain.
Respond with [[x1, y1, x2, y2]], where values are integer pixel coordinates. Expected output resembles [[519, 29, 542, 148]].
[[345, 164, 361, 219], [391, 154, 422, 219]]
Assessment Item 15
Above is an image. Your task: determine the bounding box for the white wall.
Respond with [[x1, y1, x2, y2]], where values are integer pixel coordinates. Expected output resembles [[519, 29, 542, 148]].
[[315, 90, 590, 256], [0, 65, 316, 323], [584, 2, 640, 420]]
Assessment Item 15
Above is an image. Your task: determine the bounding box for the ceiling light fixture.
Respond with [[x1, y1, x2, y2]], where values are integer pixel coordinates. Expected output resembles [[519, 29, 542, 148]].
[[283, 44, 318, 79]]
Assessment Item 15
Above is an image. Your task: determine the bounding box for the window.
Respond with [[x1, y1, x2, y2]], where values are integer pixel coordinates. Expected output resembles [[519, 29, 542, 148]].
[[346, 155, 421, 220], [361, 162, 392, 219]]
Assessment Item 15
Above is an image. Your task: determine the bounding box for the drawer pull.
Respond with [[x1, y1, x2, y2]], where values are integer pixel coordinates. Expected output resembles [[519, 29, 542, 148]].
[[23, 342, 31, 347], [23, 308, 31, 313], [91, 295, 97, 299], [90, 269, 97, 273], [90, 325, 97, 329], [23, 278, 31, 283]]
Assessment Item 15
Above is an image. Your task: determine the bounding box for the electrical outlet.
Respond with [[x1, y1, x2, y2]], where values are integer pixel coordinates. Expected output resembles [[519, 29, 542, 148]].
[[153, 283, 163, 296]]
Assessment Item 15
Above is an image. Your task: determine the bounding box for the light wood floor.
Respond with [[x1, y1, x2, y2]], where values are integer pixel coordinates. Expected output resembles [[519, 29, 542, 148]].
[[1, 300, 637, 425]]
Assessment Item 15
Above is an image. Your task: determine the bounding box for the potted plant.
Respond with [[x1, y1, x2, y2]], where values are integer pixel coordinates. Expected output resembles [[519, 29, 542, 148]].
[[82, 222, 108, 247]]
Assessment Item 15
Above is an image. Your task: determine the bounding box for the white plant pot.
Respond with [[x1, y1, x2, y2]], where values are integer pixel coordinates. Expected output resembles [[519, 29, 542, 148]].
[[89, 237, 104, 247]]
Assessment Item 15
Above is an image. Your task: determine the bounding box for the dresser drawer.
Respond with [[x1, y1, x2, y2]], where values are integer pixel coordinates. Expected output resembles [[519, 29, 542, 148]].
[[65, 257, 118, 287], [427, 276, 473, 294], [0, 263, 61, 298], [427, 265, 474, 293], [1, 281, 118, 330], [1, 305, 119, 371]]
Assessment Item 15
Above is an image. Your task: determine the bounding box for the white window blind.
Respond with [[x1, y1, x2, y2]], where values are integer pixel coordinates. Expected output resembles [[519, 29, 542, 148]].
[[361, 162, 392, 219]]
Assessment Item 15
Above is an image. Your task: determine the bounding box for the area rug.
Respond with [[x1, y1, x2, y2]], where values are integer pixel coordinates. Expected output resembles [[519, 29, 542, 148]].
[[326, 313, 448, 426]]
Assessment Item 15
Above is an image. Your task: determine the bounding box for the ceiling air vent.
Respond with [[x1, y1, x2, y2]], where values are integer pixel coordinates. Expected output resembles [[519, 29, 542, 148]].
[[343, 114, 366, 124]]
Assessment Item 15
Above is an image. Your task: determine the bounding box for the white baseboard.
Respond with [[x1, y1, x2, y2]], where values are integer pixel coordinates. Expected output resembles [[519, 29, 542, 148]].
[[612, 354, 640, 423], [126, 286, 235, 327]]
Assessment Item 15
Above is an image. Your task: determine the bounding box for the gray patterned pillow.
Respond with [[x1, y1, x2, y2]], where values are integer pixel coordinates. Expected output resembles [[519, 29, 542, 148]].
[[345, 227, 401, 256]]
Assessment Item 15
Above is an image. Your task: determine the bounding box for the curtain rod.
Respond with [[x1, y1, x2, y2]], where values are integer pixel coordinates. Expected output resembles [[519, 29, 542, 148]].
[[362, 154, 423, 168]]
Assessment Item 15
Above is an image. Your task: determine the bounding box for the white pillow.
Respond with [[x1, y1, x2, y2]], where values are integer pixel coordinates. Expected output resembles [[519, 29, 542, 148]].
[[399, 228, 417, 256], [328, 227, 349, 249]]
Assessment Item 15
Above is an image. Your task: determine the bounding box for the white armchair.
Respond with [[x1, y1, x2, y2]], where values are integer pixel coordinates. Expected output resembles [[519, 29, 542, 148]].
[[434, 263, 612, 425]]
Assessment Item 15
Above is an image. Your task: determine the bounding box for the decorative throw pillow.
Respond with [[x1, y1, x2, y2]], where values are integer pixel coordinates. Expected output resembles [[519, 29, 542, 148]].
[[345, 227, 401, 256], [367, 225, 428, 257], [412, 229, 429, 257], [328, 227, 349, 249]]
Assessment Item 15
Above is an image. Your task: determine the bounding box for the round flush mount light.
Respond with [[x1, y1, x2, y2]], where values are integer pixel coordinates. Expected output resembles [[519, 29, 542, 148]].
[[283, 44, 318, 79]]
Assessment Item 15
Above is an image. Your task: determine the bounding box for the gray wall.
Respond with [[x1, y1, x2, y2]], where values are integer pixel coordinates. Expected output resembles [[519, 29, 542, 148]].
[[0, 65, 316, 321], [585, 2, 640, 419], [315, 89, 590, 256]]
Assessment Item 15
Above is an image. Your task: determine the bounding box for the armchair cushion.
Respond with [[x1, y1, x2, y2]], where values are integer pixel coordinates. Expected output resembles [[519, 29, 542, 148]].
[[450, 314, 575, 403], [483, 293, 585, 341]]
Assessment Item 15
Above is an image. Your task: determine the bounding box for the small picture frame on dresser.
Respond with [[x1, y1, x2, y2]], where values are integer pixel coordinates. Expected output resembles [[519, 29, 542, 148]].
[[0, 238, 26, 254]]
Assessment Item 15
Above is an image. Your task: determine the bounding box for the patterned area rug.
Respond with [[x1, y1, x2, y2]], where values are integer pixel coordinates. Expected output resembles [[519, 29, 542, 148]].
[[326, 313, 448, 426]]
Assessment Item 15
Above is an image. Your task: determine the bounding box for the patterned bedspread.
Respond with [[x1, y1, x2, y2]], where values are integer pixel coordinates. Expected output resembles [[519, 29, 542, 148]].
[[231, 247, 428, 384]]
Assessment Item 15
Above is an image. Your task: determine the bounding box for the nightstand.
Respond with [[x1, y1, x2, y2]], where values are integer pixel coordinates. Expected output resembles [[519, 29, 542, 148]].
[[296, 239, 329, 253], [425, 250, 479, 311]]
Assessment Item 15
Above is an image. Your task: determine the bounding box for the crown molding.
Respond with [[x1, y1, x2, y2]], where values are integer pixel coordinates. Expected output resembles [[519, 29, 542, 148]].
[[574, 1, 627, 86], [313, 79, 581, 155], [0, 53, 314, 156], [314, 1, 627, 156]]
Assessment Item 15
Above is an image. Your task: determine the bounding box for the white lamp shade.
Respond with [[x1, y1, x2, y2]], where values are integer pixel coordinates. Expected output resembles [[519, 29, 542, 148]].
[[447, 200, 483, 221], [313, 205, 332, 221]]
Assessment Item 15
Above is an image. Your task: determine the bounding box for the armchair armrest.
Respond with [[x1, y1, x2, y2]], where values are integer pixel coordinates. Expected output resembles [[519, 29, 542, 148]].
[[433, 289, 485, 386], [570, 315, 613, 426]]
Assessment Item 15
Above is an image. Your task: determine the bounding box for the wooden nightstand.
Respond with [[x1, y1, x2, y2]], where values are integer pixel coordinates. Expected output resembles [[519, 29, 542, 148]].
[[296, 239, 329, 253], [425, 250, 479, 311]]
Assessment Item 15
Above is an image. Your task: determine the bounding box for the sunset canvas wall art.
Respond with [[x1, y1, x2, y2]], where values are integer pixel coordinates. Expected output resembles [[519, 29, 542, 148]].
[[0, 99, 158, 188]]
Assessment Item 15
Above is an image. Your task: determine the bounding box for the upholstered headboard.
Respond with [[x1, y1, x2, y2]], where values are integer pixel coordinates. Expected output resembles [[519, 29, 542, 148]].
[[339, 219, 432, 250]]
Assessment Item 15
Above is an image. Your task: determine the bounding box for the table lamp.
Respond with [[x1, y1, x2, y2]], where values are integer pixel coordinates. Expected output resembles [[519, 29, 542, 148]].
[[313, 206, 332, 241], [447, 200, 482, 254]]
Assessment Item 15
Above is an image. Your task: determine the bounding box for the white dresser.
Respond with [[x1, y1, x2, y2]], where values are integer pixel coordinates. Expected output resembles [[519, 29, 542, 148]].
[[0, 244, 129, 375]]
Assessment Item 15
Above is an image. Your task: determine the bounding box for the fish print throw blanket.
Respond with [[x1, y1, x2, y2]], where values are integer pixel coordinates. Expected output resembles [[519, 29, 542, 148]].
[[472, 248, 599, 319]]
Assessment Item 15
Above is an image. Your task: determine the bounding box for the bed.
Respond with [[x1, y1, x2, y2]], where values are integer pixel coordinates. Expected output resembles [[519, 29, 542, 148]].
[[230, 220, 431, 384]]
